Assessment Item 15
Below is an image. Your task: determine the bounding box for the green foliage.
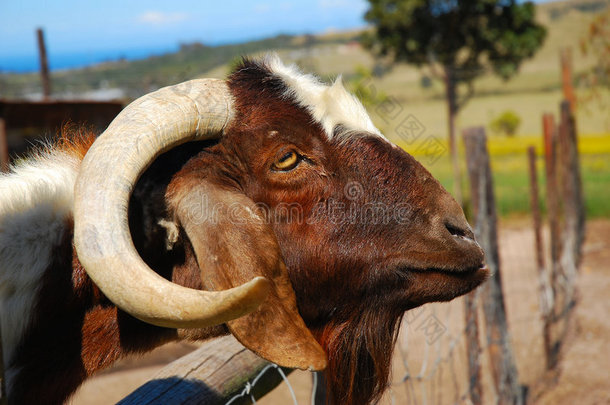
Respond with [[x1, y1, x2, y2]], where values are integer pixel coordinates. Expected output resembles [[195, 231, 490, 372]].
[[579, 8, 610, 128], [399, 140, 610, 219], [362, 0, 548, 88], [490, 110, 522, 136], [347, 65, 388, 108], [582, 10, 610, 86]]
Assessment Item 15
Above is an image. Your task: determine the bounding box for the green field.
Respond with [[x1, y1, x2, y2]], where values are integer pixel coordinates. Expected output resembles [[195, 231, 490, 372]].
[[1, 0, 609, 219], [398, 135, 610, 219]]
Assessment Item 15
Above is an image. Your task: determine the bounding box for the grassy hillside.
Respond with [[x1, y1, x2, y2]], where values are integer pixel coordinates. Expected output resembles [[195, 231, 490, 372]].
[[2, 0, 608, 104], [0, 32, 359, 99], [398, 135, 610, 218], [264, 0, 610, 137], [1, 0, 609, 218]]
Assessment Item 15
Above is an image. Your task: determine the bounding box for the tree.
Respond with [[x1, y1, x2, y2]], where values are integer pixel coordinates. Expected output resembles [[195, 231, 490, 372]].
[[362, 0, 546, 203], [349, 65, 389, 108], [490, 110, 521, 137]]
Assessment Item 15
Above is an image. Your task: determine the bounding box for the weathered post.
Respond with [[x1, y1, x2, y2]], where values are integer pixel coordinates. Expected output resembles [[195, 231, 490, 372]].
[[464, 291, 482, 405], [554, 100, 585, 352], [463, 127, 522, 405], [0, 118, 8, 173], [558, 100, 585, 274], [120, 335, 292, 404], [36, 28, 52, 100], [560, 48, 576, 113], [542, 113, 562, 368], [542, 114, 560, 272], [527, 146, 553, 370]]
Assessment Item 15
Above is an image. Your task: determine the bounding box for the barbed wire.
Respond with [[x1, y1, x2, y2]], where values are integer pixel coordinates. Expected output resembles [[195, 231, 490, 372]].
[[224, 363, 298, 405]]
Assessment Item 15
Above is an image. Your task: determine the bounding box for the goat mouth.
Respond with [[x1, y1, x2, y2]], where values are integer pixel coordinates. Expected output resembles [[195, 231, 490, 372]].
[[429, 266, 487, 276], [403, 266, 490, 279], [393, 265, 489, 305]]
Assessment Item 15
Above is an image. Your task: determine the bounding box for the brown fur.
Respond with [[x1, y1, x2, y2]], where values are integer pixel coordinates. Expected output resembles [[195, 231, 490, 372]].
[[55, 123, 97, 159], [316, 303, 405, 404]]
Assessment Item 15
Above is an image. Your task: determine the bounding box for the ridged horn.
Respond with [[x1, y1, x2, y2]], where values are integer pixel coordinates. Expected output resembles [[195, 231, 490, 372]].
[[74, 79, 270, 329]]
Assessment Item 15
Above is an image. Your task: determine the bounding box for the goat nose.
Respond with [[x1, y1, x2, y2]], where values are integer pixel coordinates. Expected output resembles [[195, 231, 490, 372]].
[[444, 219, 476, 243]]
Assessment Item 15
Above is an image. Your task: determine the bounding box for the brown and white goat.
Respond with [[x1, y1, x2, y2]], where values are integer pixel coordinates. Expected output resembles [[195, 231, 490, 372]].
[[0, 56, 487, 405]]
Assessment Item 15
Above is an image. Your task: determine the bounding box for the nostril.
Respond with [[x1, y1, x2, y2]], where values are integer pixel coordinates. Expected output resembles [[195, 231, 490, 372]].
[[445, 222, 465, 237], [445, 221, 474, 241]]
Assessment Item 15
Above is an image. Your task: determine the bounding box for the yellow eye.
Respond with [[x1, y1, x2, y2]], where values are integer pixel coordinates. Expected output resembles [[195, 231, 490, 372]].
[[272, 151, 300, 171]]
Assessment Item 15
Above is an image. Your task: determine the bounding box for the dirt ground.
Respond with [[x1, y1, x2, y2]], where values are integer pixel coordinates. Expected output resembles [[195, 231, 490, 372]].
[[70, 219, 610, 405]]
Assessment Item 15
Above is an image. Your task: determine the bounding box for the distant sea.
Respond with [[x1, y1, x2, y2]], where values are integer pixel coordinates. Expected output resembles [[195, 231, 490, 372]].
[[0, 46, 178, 73]]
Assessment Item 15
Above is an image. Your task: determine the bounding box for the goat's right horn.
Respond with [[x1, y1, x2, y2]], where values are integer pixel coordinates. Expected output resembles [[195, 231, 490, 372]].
[[74, 79, 271, 329]]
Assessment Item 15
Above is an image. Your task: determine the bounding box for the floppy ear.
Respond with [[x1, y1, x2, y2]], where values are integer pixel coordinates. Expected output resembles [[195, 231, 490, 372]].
[[171, 179, 327, 371]]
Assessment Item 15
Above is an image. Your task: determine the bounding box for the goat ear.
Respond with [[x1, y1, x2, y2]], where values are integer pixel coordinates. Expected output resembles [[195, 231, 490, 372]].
[[173, 182, 327, 371]]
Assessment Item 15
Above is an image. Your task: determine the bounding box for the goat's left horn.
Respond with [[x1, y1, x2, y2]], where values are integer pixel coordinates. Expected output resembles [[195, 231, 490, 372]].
[[74, 79, 271, 329]]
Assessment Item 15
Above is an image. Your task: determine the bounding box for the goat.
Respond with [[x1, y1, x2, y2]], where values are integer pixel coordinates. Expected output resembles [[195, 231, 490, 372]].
[[0, 55, 487, 405]]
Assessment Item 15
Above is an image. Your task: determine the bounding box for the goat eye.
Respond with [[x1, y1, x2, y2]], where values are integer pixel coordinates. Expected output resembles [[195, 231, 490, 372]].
[[272, 151, 300, 171]]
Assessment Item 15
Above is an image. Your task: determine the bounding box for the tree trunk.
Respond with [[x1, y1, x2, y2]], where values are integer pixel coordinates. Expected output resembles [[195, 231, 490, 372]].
[[444, 66, 463, 205]]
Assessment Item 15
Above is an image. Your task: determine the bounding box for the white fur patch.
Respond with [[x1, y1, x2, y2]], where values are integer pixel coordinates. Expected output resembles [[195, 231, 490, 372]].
[[266, 54, 383, 139], [0, 148, 80, 374]]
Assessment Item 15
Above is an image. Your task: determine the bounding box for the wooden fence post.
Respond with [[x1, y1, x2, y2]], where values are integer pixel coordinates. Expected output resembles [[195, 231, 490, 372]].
[[551, 99, 585, 351], [542, 114, 561, 272], [0, 118, 8, 173], [36, 28, 52, 100], [542, 113, 563, 369], [463, 127, 523, 405], [560, 48, 576, 113], [120, 335, 292, 404], [527, 146, 553, 370], [558, 100, 585, 275], [464, 291, 482, 405]]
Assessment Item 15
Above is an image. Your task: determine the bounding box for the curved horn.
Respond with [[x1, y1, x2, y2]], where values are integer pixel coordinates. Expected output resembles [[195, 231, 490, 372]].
[[74, 79, 270, 329]]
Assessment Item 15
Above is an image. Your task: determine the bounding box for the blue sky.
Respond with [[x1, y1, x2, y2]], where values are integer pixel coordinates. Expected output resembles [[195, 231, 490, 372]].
[[0, 0, 369, 71], [0, 0, 551, 71]]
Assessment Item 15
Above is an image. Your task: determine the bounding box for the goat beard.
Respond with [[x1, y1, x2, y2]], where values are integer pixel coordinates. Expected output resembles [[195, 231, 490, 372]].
[[315, 303, 405, 405]]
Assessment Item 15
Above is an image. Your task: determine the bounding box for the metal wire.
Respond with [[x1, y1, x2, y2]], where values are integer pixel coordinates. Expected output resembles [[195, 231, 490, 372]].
[[225, 363, 298, 405]]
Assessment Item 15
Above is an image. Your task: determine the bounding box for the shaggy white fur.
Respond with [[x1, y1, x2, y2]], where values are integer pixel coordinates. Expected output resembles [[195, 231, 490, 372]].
[[266, 54, 383, 139], [0, 148, 80, 373]]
